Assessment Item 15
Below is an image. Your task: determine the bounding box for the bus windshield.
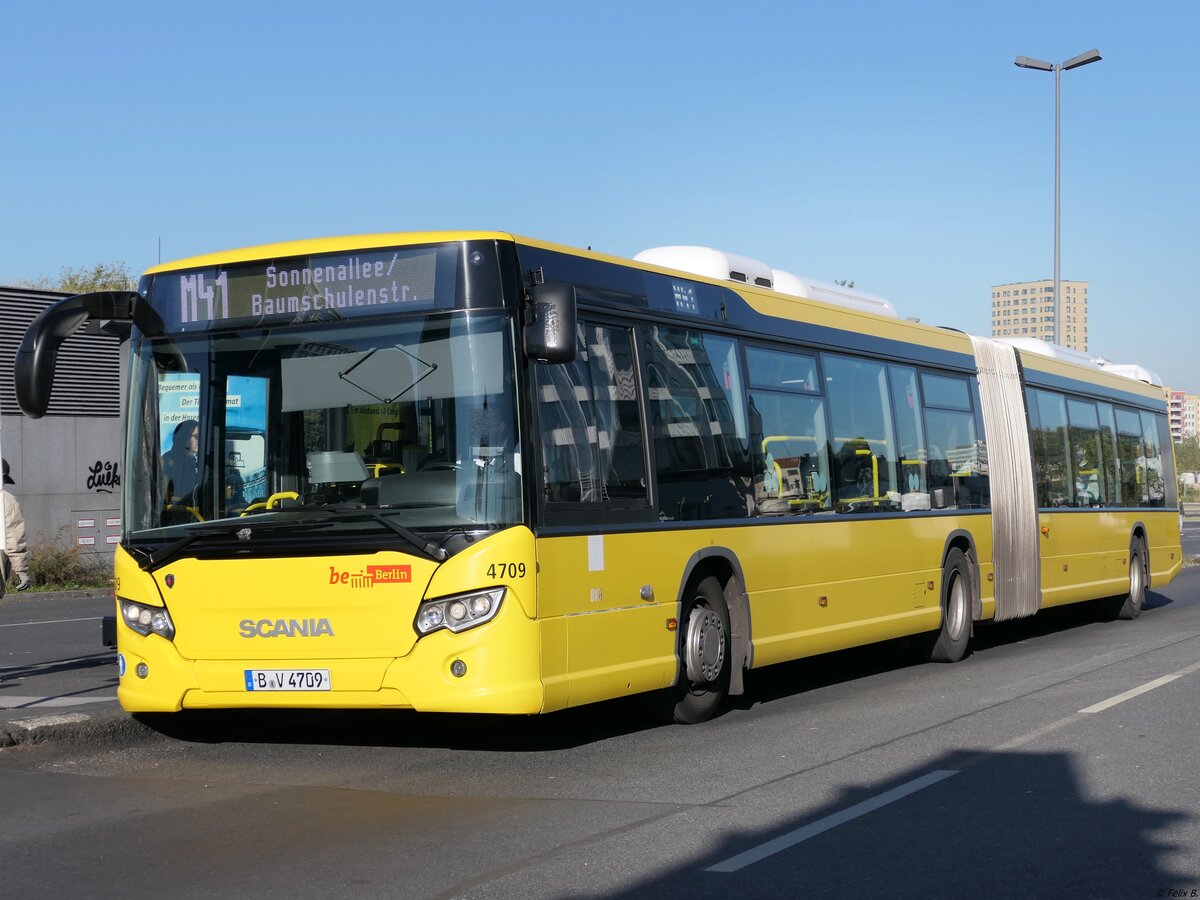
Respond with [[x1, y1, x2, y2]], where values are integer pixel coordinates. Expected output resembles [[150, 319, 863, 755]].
[[123, 312, 522, 547]]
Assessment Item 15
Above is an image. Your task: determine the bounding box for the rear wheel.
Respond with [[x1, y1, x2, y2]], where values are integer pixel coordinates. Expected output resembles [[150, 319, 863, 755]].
[[668, 576, 731, 724], [1102, 539, 1147, 621], [928, 548, 972, 663]]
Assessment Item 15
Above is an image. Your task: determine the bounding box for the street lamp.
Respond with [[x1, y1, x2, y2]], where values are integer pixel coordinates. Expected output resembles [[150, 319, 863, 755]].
[[1014, 48, 1102, 349]]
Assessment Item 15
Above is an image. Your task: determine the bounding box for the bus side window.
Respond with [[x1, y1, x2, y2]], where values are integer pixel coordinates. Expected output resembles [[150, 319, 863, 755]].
[[888, 365, 930, 510], [1153, 412, 1177, 509], [1067, 398, 1104, 507], [643, 327, 751, 521], [923, 373, 983, 509], [536, 322, 646, 505], [824, 353, 898, 512], [1097, 403, 1121, 506], [587, 324, 646, 501], [1140, 410, 1167, 507], [745, 345, 831, 516], [1114, 407, 1145, 507], [536, 326, 598, 503]]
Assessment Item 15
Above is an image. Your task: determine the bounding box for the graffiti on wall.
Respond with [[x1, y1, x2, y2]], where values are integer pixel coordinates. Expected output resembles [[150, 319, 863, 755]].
[[87, 460, 121, 493]]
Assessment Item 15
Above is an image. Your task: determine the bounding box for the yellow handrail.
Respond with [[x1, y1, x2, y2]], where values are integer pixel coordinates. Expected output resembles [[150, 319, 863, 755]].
[[854, 447, 881, 498], [163, 503, 203, 522], [240, 491, 300, 515]]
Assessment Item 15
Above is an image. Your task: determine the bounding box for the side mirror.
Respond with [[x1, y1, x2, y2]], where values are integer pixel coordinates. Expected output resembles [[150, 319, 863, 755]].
[[15, 291, 140, 418], [524, 282, 577, 364]]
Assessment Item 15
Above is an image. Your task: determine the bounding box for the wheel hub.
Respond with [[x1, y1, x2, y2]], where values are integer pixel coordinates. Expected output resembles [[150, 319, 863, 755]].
[[685, 606, 726, 685], [947, 575, 967, 639]]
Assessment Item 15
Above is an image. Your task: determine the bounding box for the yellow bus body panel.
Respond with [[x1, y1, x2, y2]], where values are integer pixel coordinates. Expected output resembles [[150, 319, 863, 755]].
[[114, 530, 547, 714], [1038, 509, 1182, 607], [728, 515, 983, 666], [534, 514, 991, 710]]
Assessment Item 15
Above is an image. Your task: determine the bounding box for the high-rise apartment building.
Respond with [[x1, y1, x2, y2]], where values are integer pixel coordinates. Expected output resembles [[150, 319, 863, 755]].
[[1167, 389, 1200, 441], [990, 279, 1088, 351], [1169, 390, 1185, 441]]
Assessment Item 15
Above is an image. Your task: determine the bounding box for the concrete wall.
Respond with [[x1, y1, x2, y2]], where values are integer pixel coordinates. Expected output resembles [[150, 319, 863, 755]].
[[1, 413, 123, 559], [2, 286, 126, 565]]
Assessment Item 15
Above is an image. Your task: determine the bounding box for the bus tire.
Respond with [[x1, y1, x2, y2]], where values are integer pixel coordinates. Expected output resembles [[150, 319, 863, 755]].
[[929, 548, 972, 663], [669, 576, 731, 724], [1104, 539, 1147, 621]]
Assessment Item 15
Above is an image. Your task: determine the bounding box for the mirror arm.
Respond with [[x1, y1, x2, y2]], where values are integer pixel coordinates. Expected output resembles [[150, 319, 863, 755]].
[[15, 290, 142, 418]]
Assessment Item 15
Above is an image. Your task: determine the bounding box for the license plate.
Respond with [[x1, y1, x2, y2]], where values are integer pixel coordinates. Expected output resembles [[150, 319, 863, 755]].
[[244, 669, 331, 691]]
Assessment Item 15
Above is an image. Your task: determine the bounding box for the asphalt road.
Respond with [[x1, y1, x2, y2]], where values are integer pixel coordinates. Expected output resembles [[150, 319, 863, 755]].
[[2, 567, 1199, 898], [0, 588, 116, 733], [1183, 515, 1200, 561]]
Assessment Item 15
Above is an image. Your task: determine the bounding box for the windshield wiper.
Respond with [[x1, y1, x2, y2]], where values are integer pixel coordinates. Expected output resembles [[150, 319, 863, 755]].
[[252, 505, 448, 562], [142, 534, 203, 570], [135, 508, 448, 568], [137, 522, 246, 571], [339, 506, 448, 561]]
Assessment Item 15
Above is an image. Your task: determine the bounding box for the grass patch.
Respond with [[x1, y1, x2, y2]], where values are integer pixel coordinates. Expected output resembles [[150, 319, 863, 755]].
[[16, 527, 113, 592]]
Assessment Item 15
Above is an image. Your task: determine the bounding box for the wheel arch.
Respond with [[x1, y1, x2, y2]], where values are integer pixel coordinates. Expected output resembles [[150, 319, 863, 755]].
[[1128, 513, 1147, 556], [1128, 519, 1148, 574], [941, 528, 982, 621], [675, 548, 751, 696]]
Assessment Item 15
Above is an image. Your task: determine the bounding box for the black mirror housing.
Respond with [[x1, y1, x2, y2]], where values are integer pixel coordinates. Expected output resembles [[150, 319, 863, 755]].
[[524, 282, 577, 364], [15, 291, 140, 418]]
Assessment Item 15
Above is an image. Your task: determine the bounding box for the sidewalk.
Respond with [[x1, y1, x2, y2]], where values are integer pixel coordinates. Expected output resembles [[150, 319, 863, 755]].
[[0, 589, 131, 747]]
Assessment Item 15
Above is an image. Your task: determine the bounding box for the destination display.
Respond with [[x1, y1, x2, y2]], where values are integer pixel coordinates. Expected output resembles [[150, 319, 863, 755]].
[[149, 244, 457, 332]]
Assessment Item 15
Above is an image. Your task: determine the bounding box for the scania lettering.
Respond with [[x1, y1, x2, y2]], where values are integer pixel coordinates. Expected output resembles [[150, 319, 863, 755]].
[[239, 618, 335, 639]]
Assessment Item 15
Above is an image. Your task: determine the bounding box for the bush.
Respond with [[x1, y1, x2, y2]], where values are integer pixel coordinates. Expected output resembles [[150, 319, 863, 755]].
[[19, 527, 113, 591]]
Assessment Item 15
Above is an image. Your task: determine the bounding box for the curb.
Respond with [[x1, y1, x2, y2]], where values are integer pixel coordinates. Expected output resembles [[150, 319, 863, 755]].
[[2, 589, 113, 607], [0, 707, 147, 749], [12, 589, 113, 601]]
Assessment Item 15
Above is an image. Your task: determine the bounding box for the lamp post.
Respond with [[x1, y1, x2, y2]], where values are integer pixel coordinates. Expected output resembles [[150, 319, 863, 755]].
[[1014, 48, 1102, 349]]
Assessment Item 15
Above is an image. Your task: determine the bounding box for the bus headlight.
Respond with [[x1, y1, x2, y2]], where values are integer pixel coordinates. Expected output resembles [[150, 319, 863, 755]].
[[119, 598, 176, 640], [414, 588, 504, 636]]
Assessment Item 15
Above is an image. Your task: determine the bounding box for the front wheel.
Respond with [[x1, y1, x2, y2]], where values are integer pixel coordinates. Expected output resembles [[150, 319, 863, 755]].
[[668, 576, 731, 724], [927, 548, 973, 663]]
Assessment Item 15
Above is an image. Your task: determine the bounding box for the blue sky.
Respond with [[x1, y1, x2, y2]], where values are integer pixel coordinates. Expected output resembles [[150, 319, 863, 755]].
[[4, 1, 1198, 389]]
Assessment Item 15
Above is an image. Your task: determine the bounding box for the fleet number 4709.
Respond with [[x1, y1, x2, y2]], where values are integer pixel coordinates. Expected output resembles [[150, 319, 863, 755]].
[[487, 562, 526, 579]]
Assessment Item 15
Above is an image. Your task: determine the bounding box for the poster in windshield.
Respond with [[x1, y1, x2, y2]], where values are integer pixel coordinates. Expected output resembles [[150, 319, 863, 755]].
[[158, 373, 269, 507], [150, 245, 457, 333]]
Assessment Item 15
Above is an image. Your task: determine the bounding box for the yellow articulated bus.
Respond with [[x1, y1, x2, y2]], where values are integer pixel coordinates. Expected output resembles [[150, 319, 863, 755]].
[[16, 232, 1182, 723]]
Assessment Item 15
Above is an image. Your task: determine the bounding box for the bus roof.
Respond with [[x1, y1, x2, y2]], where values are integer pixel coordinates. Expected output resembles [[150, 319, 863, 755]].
[[999, 336, 1165, 393], [144, 230, 518, 275], [143, 230, 1165, 402]]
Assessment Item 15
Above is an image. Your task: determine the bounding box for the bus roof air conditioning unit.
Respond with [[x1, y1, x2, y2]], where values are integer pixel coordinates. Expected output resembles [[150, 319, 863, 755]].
[[998, 338, 1164, 385], [1094, 360, 1164, 386], [633, 246, 899, 318], [634, 246, 775, 289], [771, 270, 899, 318], [996, 336, 1101, 369]]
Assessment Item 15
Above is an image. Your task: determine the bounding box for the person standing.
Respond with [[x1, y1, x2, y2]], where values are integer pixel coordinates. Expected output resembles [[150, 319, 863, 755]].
[[2, 459, 31, 593], [162, 419, 200, 503]]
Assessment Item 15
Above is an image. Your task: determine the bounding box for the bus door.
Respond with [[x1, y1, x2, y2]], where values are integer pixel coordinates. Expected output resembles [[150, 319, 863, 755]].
[[533, 320, 672, 707]]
